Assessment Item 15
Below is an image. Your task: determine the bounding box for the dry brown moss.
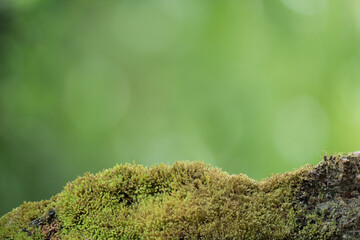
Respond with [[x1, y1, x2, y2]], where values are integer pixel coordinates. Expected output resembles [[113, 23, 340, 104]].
[[2, 154, 358, 239]]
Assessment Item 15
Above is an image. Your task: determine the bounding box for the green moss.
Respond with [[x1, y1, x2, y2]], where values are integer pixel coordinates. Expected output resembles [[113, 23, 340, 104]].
[[2, 155, 356, 239]]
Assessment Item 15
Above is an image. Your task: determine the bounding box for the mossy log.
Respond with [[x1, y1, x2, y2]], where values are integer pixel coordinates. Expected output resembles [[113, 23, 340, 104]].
[[1, 152, 360, 239]]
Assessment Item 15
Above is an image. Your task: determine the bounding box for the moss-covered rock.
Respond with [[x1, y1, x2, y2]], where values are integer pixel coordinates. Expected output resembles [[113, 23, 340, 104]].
[[1, 152, 360, 239]]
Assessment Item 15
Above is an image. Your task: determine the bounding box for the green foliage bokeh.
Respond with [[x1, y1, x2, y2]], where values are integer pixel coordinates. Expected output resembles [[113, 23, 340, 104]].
[[1, 0, 360, 215]]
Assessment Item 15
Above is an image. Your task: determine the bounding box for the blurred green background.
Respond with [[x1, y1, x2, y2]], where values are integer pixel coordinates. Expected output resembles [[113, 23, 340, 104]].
[[1, 0, 360, 215]]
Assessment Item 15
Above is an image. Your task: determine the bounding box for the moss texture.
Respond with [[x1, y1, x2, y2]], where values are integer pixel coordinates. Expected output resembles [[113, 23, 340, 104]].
[[1, 152, 360, 239]]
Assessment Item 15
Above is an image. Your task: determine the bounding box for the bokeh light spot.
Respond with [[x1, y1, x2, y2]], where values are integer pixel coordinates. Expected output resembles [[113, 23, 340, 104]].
[[111, 0, 181, 55], [274, 96, 328, 165], [335, 58, 360, 125], [63, 58, 130, 132], [281, 0, 327, 15]]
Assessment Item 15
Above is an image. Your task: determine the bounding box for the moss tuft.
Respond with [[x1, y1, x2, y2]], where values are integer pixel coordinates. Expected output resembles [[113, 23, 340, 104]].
[[1, 153, 360, 239]]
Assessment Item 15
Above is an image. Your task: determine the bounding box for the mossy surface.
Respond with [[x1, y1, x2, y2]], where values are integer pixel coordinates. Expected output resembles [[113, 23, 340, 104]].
[[1, 153, 359, 239]]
